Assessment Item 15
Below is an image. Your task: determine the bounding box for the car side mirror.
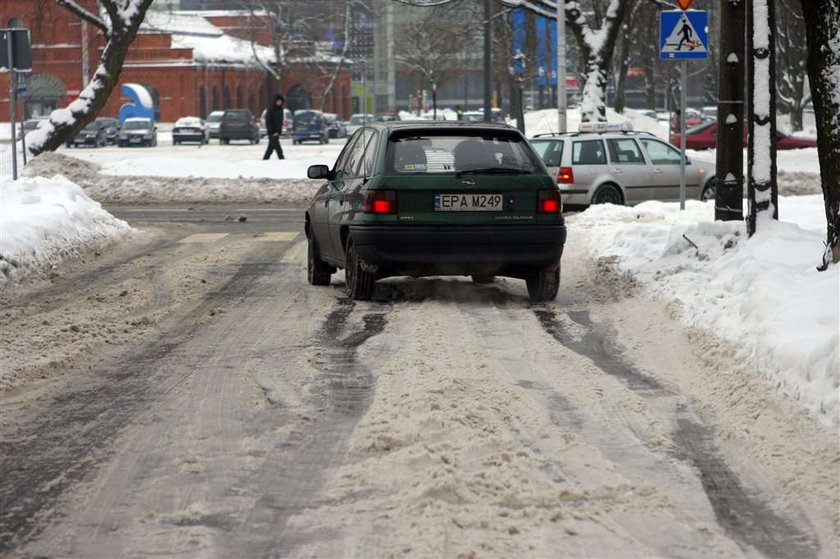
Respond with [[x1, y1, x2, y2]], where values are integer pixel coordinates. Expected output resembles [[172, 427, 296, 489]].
[[308, 164, 331, 180]]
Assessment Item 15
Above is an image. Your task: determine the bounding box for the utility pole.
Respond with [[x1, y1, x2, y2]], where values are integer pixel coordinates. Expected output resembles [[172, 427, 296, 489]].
[[483, 0, 492, 122], [556, 0, 566, 132], [746, 0, 778, 234], [714, 0, 745, 221]]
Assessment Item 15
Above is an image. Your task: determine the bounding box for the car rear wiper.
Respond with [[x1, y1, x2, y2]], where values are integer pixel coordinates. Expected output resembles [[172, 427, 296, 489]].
[[456, 167, 532, 176]]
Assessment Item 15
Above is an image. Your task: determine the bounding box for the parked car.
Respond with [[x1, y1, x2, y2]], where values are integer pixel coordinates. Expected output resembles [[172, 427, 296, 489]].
[[671, 108, 704, 131], [95, 117, 120, 145], [671, 121, 819, 150], [172, 116, 208, 145], [19, 118, 45, 139], [457, 110, 505, 123], [259, 109, 268, 137], [324, 113, 348, 138], [530, 122, 717, 208], [304, 122, 566, 302], [66, 120, 108, 148], [205, 110, 224, 139], [118, 117, 157, 147], [292, 110, 329, 144], [700, 106, 717, 121], [219, 109, 260, 144], [346, 113, 374, 136], [372, 112, 400, 123]]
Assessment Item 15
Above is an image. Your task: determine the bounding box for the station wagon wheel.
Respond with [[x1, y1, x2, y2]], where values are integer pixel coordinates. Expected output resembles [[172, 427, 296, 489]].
[[701, 180, 716, 201], [592, 184, 623, 205], [345, 242, 376, 301], [307, 235, 333, 286], [526, 264, 560, 302]]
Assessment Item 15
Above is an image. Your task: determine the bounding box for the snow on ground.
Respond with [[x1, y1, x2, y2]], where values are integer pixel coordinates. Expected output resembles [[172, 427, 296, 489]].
[[572, 195, 839, 428], [521, 107, 670, 138], [0, 173, 130, 285]]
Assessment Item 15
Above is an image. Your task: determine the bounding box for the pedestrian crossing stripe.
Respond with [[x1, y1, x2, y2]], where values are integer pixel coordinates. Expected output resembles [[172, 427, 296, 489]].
[[179, 233, 229, 243], [252, 232, 299, 242], [660, 10, 709, 60]]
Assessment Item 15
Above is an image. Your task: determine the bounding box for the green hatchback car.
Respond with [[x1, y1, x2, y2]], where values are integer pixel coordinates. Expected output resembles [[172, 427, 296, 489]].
[[305, 122, 567, 301]]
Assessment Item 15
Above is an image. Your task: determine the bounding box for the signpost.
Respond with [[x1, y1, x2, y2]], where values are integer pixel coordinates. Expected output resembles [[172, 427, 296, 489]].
[[1, 28, 33, 181], [660, 8, 708, 210]]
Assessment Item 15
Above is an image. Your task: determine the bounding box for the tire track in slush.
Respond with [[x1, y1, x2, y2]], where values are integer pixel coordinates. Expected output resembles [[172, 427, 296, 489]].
[[0, 254, 288, 553], [227, 298, 390, 557], [533, 308, 819, 559]]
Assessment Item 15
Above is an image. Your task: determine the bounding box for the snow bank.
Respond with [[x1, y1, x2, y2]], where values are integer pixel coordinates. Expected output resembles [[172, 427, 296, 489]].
[[0, 174, 130, 285], [573, 196, 839, 428], [97, 154, 319, 179]]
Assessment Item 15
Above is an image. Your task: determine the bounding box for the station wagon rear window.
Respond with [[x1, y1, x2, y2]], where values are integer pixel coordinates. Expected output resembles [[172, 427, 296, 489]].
[[531, 140, 563, 167], [386, 131, 541, 174]]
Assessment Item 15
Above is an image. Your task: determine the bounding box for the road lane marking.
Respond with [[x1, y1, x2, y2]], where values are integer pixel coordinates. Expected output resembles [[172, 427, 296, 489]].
[[252, 232, 299, 242], [179, 233, 230, 243]]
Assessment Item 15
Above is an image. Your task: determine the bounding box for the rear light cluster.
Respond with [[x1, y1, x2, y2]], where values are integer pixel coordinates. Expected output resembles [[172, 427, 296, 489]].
[[557, 167, 574, 184], [538, 189, 562, 213], [363, 190, 397, 214]]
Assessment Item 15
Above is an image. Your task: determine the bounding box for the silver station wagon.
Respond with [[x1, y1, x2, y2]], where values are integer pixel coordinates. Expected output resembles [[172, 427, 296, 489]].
[[530, 123, 717, 208]]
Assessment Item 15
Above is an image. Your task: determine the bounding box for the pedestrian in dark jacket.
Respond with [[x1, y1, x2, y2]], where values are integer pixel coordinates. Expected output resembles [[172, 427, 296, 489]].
[[263, 94, 286, 160]]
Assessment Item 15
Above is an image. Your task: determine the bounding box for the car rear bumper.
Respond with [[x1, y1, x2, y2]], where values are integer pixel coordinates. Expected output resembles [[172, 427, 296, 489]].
[[349, 224, 566, 276], [173, 134, 205, 142]]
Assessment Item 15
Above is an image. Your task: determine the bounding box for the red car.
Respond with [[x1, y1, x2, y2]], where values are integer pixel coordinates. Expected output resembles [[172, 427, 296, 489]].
[[672, 121, 819, 150]]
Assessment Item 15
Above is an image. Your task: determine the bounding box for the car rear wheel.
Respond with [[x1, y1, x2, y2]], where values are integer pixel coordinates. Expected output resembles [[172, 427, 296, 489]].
[[526, 264, 560, 302], [701, 180, 716, 201], [307, 235, 333, 286], [592, 184, 623, 205], [345, 242, 376, 300], [471, 275, 495, 285]]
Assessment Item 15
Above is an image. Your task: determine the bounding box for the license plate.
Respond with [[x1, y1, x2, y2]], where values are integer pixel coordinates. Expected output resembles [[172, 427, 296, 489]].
[[435, 193, 503, 212], [130, 137, 141, 143]]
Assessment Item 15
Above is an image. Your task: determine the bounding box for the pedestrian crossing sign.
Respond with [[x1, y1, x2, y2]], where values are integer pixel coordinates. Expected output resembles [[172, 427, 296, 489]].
[[660, 10, 708, 59]]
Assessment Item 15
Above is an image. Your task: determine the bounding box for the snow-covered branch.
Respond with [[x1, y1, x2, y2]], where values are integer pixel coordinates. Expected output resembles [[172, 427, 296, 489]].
[[55, 0, 109, 36]]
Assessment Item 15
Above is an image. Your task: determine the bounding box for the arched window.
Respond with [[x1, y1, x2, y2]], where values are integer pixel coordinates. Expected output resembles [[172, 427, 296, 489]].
[[223, 87, 230, 109], [236, 86, 243, 108], [8, 18, 24, 28], [249, 94, 256, 114], [212, 86, 219, 110], [286, 85, 311, 112]]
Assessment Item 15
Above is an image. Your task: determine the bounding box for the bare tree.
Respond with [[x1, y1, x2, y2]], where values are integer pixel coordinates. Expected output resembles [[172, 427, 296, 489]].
[[27, 0, 155, 155], [799, 0, 840, 268], [776, 0, 808, 131]]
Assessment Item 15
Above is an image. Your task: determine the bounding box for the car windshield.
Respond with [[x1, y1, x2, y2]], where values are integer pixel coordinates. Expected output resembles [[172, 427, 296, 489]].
[[349, 115, 369, 125], [83, 122, 103, 130], [386, 131, 541, 175], [224, 111, 250, 122], [24, 120, 42, 129], [178, 119, 200, 126], [462, 113, 484, 122], [374, 115, 398, 122], [123, 120, 150, 130], [295, 112, 320, 126], [206, 113, 223, 123]]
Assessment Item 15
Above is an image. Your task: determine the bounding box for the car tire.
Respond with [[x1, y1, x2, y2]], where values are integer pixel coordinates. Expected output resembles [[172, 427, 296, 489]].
[[526, 263, 560, 302], [471, 275, 495, 285], [592, 183, 624, 205], [307, 235, 333, 286], [345, 242, 376, 301], [701, 180, 716, 201]]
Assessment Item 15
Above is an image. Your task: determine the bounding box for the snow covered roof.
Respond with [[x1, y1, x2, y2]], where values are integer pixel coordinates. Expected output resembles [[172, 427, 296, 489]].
[[140, 10, 275, 68]]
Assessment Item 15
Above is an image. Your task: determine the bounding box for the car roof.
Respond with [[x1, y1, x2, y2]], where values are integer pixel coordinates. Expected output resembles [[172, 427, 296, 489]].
[[363, 121, 514, 132], [531, 130, 662, 141], [124, 117, 152, 122]]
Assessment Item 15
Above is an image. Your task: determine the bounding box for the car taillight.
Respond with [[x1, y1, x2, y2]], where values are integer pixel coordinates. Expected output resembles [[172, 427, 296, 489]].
[[363, 190, 397, 214], [538, 190, 562, 213], [557, 167, 574, 184]]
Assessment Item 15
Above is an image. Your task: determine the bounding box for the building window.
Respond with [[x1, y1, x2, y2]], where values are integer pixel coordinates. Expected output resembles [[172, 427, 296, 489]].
[[199, 86, 207, 118], [8, 18, 24, 28], [212, 86, 219, 110]]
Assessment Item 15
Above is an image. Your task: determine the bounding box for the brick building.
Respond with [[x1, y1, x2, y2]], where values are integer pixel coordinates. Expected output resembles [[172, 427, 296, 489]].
[[1, 1, 352, 122]]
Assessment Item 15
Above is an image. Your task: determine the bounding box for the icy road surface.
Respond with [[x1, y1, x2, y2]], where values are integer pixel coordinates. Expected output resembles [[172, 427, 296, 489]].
[[0, 206, 837, 557]]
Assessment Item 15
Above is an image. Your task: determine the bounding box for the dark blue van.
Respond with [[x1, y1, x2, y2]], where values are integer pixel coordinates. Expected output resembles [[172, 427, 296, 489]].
[[292, 110, 329, 145]]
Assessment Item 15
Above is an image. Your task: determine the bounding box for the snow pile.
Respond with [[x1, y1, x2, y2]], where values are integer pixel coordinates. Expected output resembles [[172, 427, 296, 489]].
[[0, 174, 130, 285], [573, 196, 839, 428], [97, 154, 321, 179], [22, 152, 322, 205]]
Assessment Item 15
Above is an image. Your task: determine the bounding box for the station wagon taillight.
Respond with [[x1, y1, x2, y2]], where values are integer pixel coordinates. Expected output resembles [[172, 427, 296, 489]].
[[538, 190, 562, 213], [557, 167, 574, 184], [363, 190, 397, 214]]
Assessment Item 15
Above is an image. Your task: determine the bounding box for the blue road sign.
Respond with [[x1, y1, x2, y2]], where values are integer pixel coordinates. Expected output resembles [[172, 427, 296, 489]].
[[660, 10, 708, 60]]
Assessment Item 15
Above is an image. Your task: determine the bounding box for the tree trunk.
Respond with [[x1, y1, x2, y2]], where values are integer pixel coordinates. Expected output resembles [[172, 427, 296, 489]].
[[613, 22, 631, 114], [28, 1, 154, 155], [800, 0, 840, 267]]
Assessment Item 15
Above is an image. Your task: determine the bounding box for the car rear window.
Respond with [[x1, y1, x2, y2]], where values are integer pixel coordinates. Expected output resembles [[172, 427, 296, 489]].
[[386, 131, 541, 174], [531, 140, 563, 167], [224, 111, 251, 122], [123, 120, 150, 130], [606, 138, 645, 164], [572, 140, 606, 165]]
